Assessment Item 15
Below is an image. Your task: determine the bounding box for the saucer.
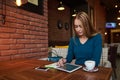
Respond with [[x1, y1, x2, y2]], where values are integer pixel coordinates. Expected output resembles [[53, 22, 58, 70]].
[[83, 67, 98, 72]]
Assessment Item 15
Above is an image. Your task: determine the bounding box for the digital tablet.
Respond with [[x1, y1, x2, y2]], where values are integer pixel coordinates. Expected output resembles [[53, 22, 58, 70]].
[[55, 63, 82, 73]]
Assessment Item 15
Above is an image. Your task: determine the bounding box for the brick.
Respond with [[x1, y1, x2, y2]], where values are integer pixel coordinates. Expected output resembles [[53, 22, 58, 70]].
[[10, 44, 24, 49], [17, 39, 31, 44], [40, 40, 48, 44], [10, 34, 24, 39], [29, 31, 41, 35], [25, 44, 37, 48], [0, 27, 16, 33], [16, 29, 29, 34], [6, 16, 17, 23], [0, 45, 10, 50], [31, 48, 41, 53], [24, 25, 36, 30], [24, 35, 35, 39], [40, 47, 48, 52], [24, 52, 48, 59], [30, 40, 41, 44], [11, 12, 24, 20], [24, 53, 36, 58], [1, 50, 18, 56], [23, 15, 30, 21], [0, 9, 2, 14], [0, 39, 16, 45], [36, 44, 42, 47], [11, 54, 25, 60], [40, 44, 48, 48], [36, 52, 48, 58], [0, 56, 11, 61], [29, 21, 42, 26], [18, 49, 31, 54], [0, 33, 10, 38], [0, 0, 48, 61], [16, 19, 29, 25], [7, 22, 24, 29], [6, 6, 17, 13]]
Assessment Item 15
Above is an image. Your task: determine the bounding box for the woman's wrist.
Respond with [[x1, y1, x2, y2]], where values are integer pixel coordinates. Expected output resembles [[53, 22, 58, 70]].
[[62, 58, 66, 63]]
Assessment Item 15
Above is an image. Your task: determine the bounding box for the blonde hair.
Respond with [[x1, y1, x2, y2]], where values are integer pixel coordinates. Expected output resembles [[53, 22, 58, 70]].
[[73, 11, 98, 38]]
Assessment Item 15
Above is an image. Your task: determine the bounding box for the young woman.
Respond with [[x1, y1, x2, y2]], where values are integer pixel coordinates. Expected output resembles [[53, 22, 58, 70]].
[[57, 12, 102, 66]]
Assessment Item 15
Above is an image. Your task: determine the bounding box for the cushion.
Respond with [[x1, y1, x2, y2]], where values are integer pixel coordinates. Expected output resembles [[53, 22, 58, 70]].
[[55, 45, 68, 48]]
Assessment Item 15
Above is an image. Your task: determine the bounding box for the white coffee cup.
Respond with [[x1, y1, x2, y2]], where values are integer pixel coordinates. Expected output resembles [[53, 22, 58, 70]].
[[84, 60, 95, 70]]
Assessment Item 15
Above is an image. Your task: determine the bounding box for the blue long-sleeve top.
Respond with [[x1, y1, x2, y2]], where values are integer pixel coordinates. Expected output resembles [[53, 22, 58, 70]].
[[66, 33, 102, 66]]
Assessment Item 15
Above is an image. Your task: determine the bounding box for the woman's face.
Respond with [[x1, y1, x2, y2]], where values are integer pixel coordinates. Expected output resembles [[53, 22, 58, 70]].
[[74, 19, 85, 37]]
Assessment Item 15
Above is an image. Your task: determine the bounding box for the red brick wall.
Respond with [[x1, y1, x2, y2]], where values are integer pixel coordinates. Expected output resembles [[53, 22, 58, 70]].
[[48, 0, 71, 44], [0, 0, 48, 61]]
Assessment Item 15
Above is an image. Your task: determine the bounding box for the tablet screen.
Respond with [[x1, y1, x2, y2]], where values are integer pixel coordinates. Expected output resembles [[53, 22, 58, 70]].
[[56, 63, 82, 73]]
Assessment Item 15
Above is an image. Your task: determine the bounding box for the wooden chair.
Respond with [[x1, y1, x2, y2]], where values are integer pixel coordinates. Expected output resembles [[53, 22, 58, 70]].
[[108, 45, 118, 79]]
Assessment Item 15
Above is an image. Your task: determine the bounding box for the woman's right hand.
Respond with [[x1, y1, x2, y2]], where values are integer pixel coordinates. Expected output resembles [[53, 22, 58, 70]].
[[57, 58, 66, 66]]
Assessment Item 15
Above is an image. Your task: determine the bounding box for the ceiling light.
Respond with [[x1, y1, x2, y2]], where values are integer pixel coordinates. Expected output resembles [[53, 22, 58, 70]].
[[72, 13, 76, 17], [57, 1, 65, 11], [72, 10, 77, 17], [118, 23, 120, 26], [16, 0, 22, 6], [104, 32, 107, 35], [115, 5, 118, 8], [117, 17, 120, 20]]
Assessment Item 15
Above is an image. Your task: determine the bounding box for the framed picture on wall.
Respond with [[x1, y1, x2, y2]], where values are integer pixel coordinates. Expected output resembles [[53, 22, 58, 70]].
[[19, 0, 44, 15], [64, 22, 69, 30], [57, 20, 63, 29]]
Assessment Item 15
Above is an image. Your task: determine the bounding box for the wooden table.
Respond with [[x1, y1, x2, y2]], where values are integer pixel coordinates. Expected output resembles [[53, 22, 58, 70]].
[[0, 59, 112, 80]]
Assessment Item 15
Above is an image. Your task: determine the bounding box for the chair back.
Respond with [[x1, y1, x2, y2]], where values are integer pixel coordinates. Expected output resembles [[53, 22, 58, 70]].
[[108, 45, 118, 68], [100, 48, 109, 66]]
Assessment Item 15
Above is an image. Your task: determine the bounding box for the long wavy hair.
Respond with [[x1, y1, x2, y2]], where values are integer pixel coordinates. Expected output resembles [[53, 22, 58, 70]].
[[73, 11, 98, 38]]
